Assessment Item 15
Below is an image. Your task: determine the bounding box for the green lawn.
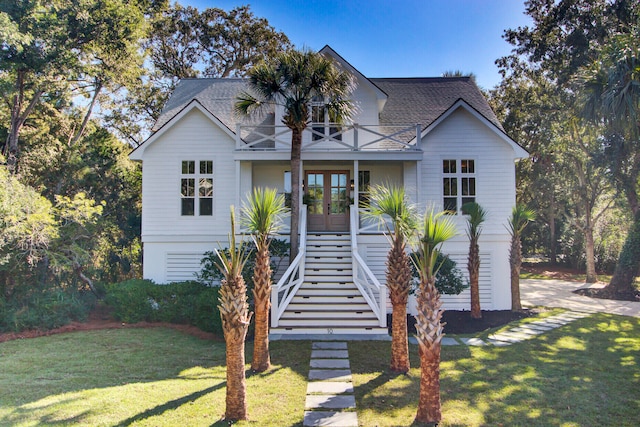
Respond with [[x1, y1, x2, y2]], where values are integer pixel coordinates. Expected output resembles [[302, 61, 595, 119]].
[[1, 314, 639, 426]]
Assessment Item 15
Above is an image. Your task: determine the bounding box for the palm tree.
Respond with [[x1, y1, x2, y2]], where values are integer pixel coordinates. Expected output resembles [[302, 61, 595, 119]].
[[235, 48, 355, 259], [366, 185, 417, 373], [579, 30, 640, 298], [413, 207, 457, 425], [241, 187, 287, 372], [507, 205, 535, 312], [216, 207, 253, 421], [462, 202, 487, 319]]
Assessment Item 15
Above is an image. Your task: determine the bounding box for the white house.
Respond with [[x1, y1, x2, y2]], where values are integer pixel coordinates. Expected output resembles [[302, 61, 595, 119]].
[[129, 46, 528, 336]]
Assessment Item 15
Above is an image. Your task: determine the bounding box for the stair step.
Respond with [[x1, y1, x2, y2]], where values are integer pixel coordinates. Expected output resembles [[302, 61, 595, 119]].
[[306, 263, 351, 271], [281, 311, 377, 319], [286, 303, 372, 311], [271, 326, 389, 335], [277, 318, 381, 327], [292, 295, 367, 304], [299, 282, 356, 289], [297, 288, 361, 297]]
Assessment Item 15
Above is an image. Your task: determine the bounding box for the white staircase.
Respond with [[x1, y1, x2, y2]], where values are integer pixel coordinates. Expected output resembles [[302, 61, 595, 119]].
[[270, 233, 389, 337]]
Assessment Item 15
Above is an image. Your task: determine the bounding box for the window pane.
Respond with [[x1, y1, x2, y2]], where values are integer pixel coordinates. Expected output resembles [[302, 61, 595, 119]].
[[181, 198, 194, 216], [468, 178, 476, 195], [199, 198, 213, 216], [443, 159, 456, 174], [181, 178, 195, 197], [359, 171, 370, 189], [444, 197, 457, 212], [462, 178, 470, 196], [284, 171, 291, 193], [443, 178, 457, 196], [462, 197, 475, 206], [199, 178, 213, 197], [461, 159, 474, 174], [200, 160, 213, 174], [182, 161, 195, 174]]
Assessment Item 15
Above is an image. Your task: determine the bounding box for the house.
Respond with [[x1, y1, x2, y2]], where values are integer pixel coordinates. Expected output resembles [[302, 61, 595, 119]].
[[129, 46, 528, 336]]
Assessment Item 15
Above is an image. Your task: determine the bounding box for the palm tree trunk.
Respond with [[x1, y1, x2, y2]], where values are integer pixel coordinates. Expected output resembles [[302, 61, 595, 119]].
[[414, 276, 443, 424], [469, 241, 481, 319], [224, 330, 248, 420], [510, 238, 522, 311], [252, 244, 272, 372], [289, 128, 303, 259], [388, 240, 411, 372]]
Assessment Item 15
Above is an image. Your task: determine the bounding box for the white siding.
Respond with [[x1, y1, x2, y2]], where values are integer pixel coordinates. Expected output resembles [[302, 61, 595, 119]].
[[140, 109, 237, 240], [420, 108, 518, 236]]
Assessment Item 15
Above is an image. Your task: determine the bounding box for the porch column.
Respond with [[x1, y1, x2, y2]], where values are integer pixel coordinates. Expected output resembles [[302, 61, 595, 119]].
[[353, 160, 359, 230]]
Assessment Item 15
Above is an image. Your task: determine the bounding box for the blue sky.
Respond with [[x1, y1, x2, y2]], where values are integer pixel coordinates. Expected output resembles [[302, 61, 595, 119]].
[[183, 0, 532, 89]]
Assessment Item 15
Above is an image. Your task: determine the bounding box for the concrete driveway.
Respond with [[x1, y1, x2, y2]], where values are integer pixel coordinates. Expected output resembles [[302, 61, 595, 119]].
[[521, 279, 640, 318]]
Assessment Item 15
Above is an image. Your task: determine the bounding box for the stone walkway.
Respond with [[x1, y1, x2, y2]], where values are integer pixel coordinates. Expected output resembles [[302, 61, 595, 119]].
[[304, 342, 358, 427]]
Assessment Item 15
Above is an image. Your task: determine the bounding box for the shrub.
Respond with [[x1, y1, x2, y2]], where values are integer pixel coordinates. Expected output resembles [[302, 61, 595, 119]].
[[0, 288, 94, 333], [409, 252, 469, 295], [104, 279, 222, 335]]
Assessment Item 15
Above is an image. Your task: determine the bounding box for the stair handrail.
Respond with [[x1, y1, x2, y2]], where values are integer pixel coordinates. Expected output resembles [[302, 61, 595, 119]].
[[271, 206, 307, 327], [350, 205, 387, 327]]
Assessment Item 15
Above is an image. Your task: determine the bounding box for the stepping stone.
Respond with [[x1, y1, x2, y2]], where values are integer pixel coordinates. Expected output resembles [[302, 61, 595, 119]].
[[309, 369, 352, 381], [312, 342, 347, 350], [510, 326, 545, 335], [311, 359, 350, 369], [522, 322, 555, 331], [442, 337, 460, 346], [303, 411, 358, 427], [307, 381, 354, 394], [488, 333, 525, 343], [311, 350, 349, 359], [532, 319, 567, 327], [460, 337, 487, 346], [305, 394, 356, 410]]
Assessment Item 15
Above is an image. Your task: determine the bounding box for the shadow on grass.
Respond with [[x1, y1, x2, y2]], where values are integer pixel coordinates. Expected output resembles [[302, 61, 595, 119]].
[[350, 315, 640, 426]]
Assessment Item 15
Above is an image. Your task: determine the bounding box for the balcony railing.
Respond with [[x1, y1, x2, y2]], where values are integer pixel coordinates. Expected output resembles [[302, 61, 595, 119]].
[[236, 123, 421, 152]]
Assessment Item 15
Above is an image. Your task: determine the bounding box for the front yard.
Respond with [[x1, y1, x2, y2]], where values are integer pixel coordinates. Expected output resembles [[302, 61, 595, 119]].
[[0, 312, 638, 426]]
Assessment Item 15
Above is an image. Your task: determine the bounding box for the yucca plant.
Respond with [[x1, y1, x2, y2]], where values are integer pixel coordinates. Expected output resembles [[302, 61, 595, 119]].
[[507, 205, 535, 311], [241, 187, 287, 372], [365, 184, 417, 373], [216, 207, 253, 421], [462, 202, 487, 319], [413, 207, 457, 425]]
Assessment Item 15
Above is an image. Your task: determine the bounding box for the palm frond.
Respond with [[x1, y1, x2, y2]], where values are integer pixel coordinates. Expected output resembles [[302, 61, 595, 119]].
[[215, 206, 251, 279], [241, 187, 288, 246], [507, 204, 535, 237]]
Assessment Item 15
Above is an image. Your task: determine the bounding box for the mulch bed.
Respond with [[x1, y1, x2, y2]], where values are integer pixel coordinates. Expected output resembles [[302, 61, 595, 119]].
[[390, 309, 534, 335]]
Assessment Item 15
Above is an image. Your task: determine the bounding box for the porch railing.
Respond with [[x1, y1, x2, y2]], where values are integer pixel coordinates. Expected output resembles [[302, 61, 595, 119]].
[[236, 123, 421, 152], [350, 206, 387, 327], [271, 206, 307, 327]]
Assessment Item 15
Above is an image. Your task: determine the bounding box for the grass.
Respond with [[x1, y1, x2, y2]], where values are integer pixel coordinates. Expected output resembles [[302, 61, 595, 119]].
[[0, 314, 639, 426]]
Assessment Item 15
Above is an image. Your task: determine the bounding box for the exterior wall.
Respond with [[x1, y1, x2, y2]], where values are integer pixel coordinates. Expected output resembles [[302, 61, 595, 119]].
[[140, 108, 238, 283]]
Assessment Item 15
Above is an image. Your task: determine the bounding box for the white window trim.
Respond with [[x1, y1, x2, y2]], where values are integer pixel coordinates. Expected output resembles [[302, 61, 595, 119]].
[[442, 157, 477, 215], [180, 160, 214, 217]]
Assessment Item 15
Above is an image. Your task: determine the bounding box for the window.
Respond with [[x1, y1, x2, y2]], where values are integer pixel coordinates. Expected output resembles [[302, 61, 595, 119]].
[[443, 159, 475, 214], [181, 160, 213, 216], [311, 97, 341, 142], [358, 170, 370, 208]]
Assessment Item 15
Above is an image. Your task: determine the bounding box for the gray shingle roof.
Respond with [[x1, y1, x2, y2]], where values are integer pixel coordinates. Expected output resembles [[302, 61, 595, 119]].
[[151, 76, 503, 137], [370, 77, 503, 132]]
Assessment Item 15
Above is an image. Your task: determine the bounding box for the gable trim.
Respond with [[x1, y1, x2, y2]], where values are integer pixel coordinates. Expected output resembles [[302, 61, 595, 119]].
[[129, 99, 236, 160], [421, 99, 529, 159]]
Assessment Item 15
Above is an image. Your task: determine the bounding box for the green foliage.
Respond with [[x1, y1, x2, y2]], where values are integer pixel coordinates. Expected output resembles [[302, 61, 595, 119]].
[[0, 288, 94, 333], [365, 184, 418, 240], [410, 252, 469, 295], [413, 208, 458, 281], [196, 238, 290, 298], [104, 279, 222, 335]]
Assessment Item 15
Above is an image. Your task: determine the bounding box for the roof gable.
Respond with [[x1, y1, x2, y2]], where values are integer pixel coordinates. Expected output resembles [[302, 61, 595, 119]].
[[129, 100, 236, 160]]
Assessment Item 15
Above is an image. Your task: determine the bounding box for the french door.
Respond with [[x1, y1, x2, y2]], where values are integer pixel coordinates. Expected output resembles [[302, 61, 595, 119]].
[[305, 171, 350, 232]]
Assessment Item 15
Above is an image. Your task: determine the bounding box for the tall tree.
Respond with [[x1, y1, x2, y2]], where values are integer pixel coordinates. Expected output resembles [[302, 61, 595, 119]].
[[215, 207, 252, 421], [508, 205, 536, 312], [366, 185, 417, 373], [241, 187, 287, 373], [235, 49, 355, 258], [462, 202, 487, 319], [413, 208, 457, 425], [578, 29, 640, 297]]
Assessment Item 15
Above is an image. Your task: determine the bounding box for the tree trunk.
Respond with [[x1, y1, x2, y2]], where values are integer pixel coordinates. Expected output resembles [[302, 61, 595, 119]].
[[414, 276, 443, 425], [510, 237, 522, 311], [70, 80, 102, 146], [469, 241, 481, 319], [600, 210, 640, 298], [224, 328, 249, 421], [387, 238, 412, 373], [548, 198, 557, 265], [288, 128, 303, 260], [251, 244, 272, 372], [584, 225, 598, 283]]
